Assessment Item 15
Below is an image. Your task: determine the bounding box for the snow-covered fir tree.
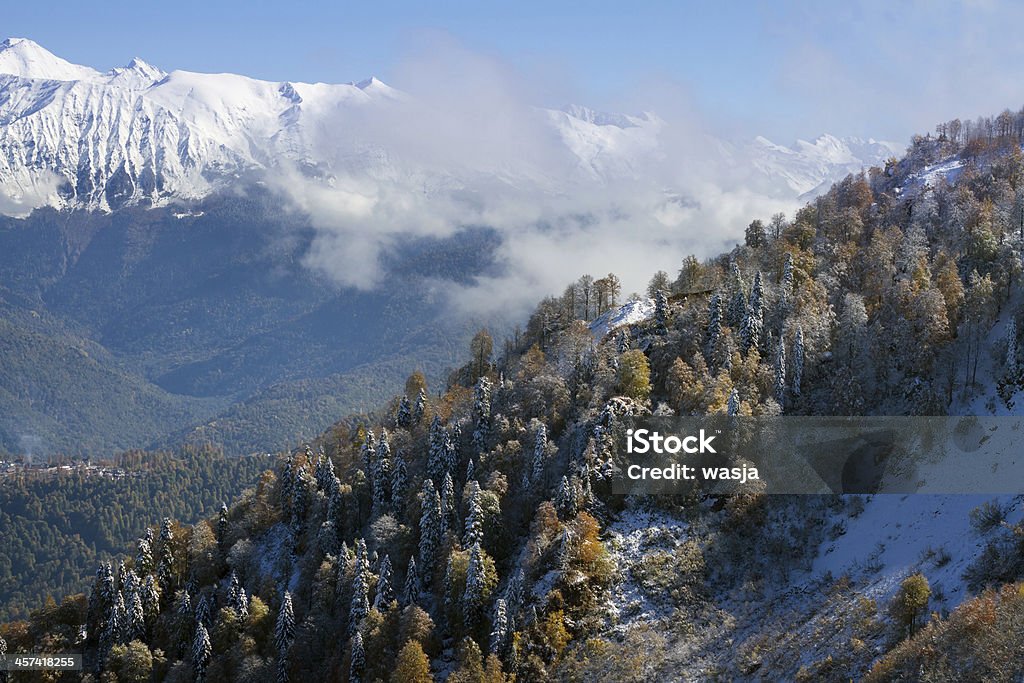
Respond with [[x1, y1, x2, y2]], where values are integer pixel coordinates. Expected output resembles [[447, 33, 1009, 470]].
[[349, 555, 370, 634], [440, 472, 456, 536], [774, 338, 786, 407], [706, 292, 723, 365], [391, 451, 408, 517], [463, 542, 487, 634], [419, 479, 442, 576], [372, 428, 392, 514], [427, 416, 447, 483], [192, 622, 212, 683], [728, 388, 741, 416], [793, 326, 805, 397], [275, 591, 295, 680], [471, 376, 492, 454], [373, 554, 394, 610], [412, 387, 427, 425], [532, 422, 548, 484], [654, 289, 669, 334], [157, 518, 175, 592], [349, 631, 365, 683], [396, 394, 412, 428], [489, 597, 509, 655], [727, 261, 747, 327], [403, 556, 421, 606], [463, 481, 484, 548]]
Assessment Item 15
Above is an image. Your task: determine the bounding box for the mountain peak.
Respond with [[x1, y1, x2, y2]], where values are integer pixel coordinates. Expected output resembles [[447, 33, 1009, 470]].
[[0, 37, 99, 81]]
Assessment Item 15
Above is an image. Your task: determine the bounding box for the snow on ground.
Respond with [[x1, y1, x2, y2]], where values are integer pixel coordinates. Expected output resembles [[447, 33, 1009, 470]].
[[603, 508, 689, 629], [588, 298, 655, 340], [812, 494, 1023, 609]]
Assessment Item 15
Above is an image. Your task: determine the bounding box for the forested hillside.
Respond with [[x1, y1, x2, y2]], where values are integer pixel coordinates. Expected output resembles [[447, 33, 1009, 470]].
[[8, 107, 1024, 681], [0, 448, 272, 623]]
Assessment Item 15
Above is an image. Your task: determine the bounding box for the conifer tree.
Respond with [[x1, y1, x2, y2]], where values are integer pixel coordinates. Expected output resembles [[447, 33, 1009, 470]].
[[427, 416, 447, 483], [403, 556, 421, 606], [489, 597, 509, 655], [781, 252, 795, 305], [463, 481, 484, 548], [793, 326, 805, 397], [654, 289, 669, 334], [391, 451, 408, 518], [157, 518, 175, 592], [472, 377, 492, 454], [372, 429, 393, 514], [412, 387, 427, 425], [706, 292, 723, 365], [531, 423, 548, 484], [396, 395, 412, 428], [135, 533, 153, 577], [217, 502, 229, 550], [360, 429, 376, 473], [195, 592, 212, 628], [419, 480, 442, 576], [774, 339, 786, 407], [192, 622, 212, 683], [349, 631, 366, 683], [275, 591, 295, 680], [463, 542, 487, 635], [349, 557, 370, 634], [140, 575, 160, 624], [373, 554, 394, 610], [728, 388, 740, 416], [441, 472, 456, 536], [556, 476, 578, 517], [728, 262, 747, 327]]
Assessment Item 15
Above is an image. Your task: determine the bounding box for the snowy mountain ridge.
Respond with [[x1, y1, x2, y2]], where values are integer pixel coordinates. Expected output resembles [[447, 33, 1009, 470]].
[[0, 38, 901, 214]]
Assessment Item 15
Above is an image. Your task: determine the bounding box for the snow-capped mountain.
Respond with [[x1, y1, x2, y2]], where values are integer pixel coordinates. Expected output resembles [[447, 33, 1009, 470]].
[[0, 38, 900, 214]]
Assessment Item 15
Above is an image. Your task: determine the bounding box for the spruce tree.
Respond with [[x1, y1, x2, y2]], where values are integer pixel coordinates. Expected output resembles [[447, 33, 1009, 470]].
[[727, 262, 747, 327], [349, 557, 370, 634], [403, 556, 421, 606], [391, 451, 408, 518], [427, 416, 447, 483], [463, 481, 484, 548], [472, 377, 492, 454], [531, 423, 548, 484], [654, 289, 669, 334], [217, 503, 229, 550], [463, 542, 487, 635], [706, 292, 723, 365], [412, 388, 427, 425], [793, 326, 805, 397], [774, 339, 786, 407], [419, 480, 442, 576], [157, 518, 175, 592], [440, 472, 456, 536], [727, 388, 741, 416], [192, 622, 212, 683], [349, 631, 366, 683], [396, 395, 412, 428], [373, 554, 394, 610], [489, 597, 509, 655], [372, 429, 392, 514], [275, 591, 295, 679]]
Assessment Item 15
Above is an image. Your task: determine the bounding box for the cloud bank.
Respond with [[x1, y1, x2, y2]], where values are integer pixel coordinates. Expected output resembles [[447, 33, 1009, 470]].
[[274, 39, 802, 320]]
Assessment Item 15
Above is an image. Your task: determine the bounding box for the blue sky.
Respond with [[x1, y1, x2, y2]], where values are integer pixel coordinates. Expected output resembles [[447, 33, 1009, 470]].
[[8, 0, 1024, 143]]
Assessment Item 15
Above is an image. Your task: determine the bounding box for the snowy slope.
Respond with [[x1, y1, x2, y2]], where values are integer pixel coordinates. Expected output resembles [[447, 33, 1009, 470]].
[[588, 298, 656, 339], [0, 38, 898, 215]]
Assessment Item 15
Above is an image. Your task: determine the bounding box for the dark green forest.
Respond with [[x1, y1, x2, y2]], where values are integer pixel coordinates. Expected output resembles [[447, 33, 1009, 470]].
[[0, 448, 272, 622]]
